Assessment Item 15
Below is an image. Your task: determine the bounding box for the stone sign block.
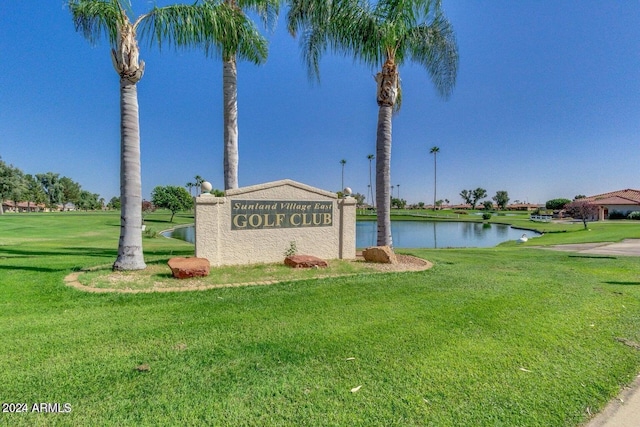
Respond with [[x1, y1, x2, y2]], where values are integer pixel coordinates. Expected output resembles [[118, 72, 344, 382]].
[[195, 180, 356, 266]]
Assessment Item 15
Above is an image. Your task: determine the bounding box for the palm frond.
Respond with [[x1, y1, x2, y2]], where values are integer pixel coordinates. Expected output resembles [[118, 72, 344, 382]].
[[406, 14, 458, 98], [139, 2, 268, 64], [236, 0, 282, 32], [68, 0, 124, 47]]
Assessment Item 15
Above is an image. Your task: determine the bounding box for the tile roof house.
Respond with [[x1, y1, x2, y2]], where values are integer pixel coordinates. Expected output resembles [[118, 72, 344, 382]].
[[581, 189, 640, 220]]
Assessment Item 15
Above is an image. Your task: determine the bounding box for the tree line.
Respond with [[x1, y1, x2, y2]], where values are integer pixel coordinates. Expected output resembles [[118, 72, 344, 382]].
[[0, 157, 102, 214]]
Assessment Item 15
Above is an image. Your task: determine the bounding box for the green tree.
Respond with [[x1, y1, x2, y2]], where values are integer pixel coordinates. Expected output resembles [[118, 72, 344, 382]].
[[0, 158, 22, 214], [391, 197, 407, 209], [471, 188, 487, 209], [288, 0, 458, 247], [60, 176, 82, 210], [460, 189, 472, 207], [36, 172, 64, 209], [493, 190, 509, 210], [9, 168, 26, 212], [430, 146, 439, 211], [151, 185, 194, 222], [108, 196, 121, 210], [77, 190, 101, 211], [352, 192, 365, 205], [24, 174, 47, 211], [69, 0, 215, 269], [546, 198, 571, 210]]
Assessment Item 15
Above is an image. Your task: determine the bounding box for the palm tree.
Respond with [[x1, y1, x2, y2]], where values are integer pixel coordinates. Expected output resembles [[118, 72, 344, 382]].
[[215, 0, 280, 190], [430, 146, 439, 210], [186, 182, 195, 197], [70, 0, 151, 270], [288, 0, 458, 246], [69, 0, 227, 270], [340, 159, 347, 190], [367, 154, 374, 208], [143, 0, 276, 191], [193, 175, 205, 196]]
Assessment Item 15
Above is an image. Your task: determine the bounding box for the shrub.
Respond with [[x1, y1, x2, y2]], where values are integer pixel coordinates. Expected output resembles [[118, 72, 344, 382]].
[[627, 211, 640, 220], [608, 210, 626, 220], [482, 213, 492, 220]]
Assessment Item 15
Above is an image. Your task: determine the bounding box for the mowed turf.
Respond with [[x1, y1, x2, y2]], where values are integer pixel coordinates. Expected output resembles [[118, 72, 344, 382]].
[[0, 211, 639, 426]]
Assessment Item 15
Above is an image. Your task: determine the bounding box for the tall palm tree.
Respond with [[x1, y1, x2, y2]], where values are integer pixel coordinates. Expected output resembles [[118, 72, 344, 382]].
[[430, 146, 439, 210], [367, 154, 374, 208], [340, 159, 347, 190], [69, 0, 231, 270], [142, 0, 275, 191], [215, 0, 280, 190], [288, 0, 458, 246]]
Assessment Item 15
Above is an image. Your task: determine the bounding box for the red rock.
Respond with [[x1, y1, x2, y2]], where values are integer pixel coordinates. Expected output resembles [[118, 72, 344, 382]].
[[284, 255, 328, 268], [168, 257, 210, 279], [362, 246, 398, 264]]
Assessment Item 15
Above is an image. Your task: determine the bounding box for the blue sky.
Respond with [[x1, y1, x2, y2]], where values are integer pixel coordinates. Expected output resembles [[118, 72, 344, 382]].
[[1, 1, 639, 205]]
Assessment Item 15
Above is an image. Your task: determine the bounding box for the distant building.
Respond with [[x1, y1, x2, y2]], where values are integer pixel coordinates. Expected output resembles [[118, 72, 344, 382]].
[[581, 189, 640, 220], [1, 200, 48, 213], [506, 203, 543, 212]]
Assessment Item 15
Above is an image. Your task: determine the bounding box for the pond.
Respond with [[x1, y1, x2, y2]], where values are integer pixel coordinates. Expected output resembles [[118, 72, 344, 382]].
[[163, 221, 538, 249], [356, 221, 538, 248]]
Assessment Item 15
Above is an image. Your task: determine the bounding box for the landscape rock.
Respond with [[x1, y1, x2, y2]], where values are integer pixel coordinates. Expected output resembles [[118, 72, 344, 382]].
[[284, 255, 328, 268], [362, 246, 398, 264], [168, 257, 210, 279]]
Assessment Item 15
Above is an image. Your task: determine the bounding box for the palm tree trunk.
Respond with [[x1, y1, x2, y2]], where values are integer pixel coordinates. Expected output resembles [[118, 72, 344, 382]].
[[223, 57, 239, 190], [374, 59, 398, 247], [433, 153, 437, 210], [113, 80, 146, 271], [375, 105, 393, 247]]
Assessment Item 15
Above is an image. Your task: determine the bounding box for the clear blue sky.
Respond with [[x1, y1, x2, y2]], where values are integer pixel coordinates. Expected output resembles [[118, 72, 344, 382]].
[[1, 1, 639, 205]]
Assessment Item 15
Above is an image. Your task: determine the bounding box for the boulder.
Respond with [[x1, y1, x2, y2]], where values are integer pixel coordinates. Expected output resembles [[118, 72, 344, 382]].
[[362, 246, 398, 264], [168, 257, 210, 279], [284, 255, 328, 269]]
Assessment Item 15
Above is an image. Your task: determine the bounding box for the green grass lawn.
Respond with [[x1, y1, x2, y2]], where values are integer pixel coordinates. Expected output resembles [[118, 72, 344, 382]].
[[1, 211, 639, 426]]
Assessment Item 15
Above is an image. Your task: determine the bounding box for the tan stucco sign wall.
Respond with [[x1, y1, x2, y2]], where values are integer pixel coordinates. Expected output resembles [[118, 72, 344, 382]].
[[195, 180, 356, 266]]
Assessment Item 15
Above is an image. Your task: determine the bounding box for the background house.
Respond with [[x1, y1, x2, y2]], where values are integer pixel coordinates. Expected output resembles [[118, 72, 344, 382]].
[[581, 189, 640, 220]]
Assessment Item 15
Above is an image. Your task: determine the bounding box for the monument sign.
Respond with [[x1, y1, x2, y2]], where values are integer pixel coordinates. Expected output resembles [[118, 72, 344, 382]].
[[195, 180, 356, 266]]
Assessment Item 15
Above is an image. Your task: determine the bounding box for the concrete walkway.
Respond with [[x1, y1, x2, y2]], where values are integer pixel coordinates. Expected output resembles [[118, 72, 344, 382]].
[[540, 238, 640, 257], [540, 239, 640, 426], [585, 374, 640, 427]]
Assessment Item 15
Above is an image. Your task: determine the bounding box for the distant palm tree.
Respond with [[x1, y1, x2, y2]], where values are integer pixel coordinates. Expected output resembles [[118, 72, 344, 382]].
[[430, 146, 440, 210], [367, 154, 374, 208], [340, 159, 347, 190], [186, 182, 195, 196], [194, 175, 205, 196], [288, 0, 458, 246]]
